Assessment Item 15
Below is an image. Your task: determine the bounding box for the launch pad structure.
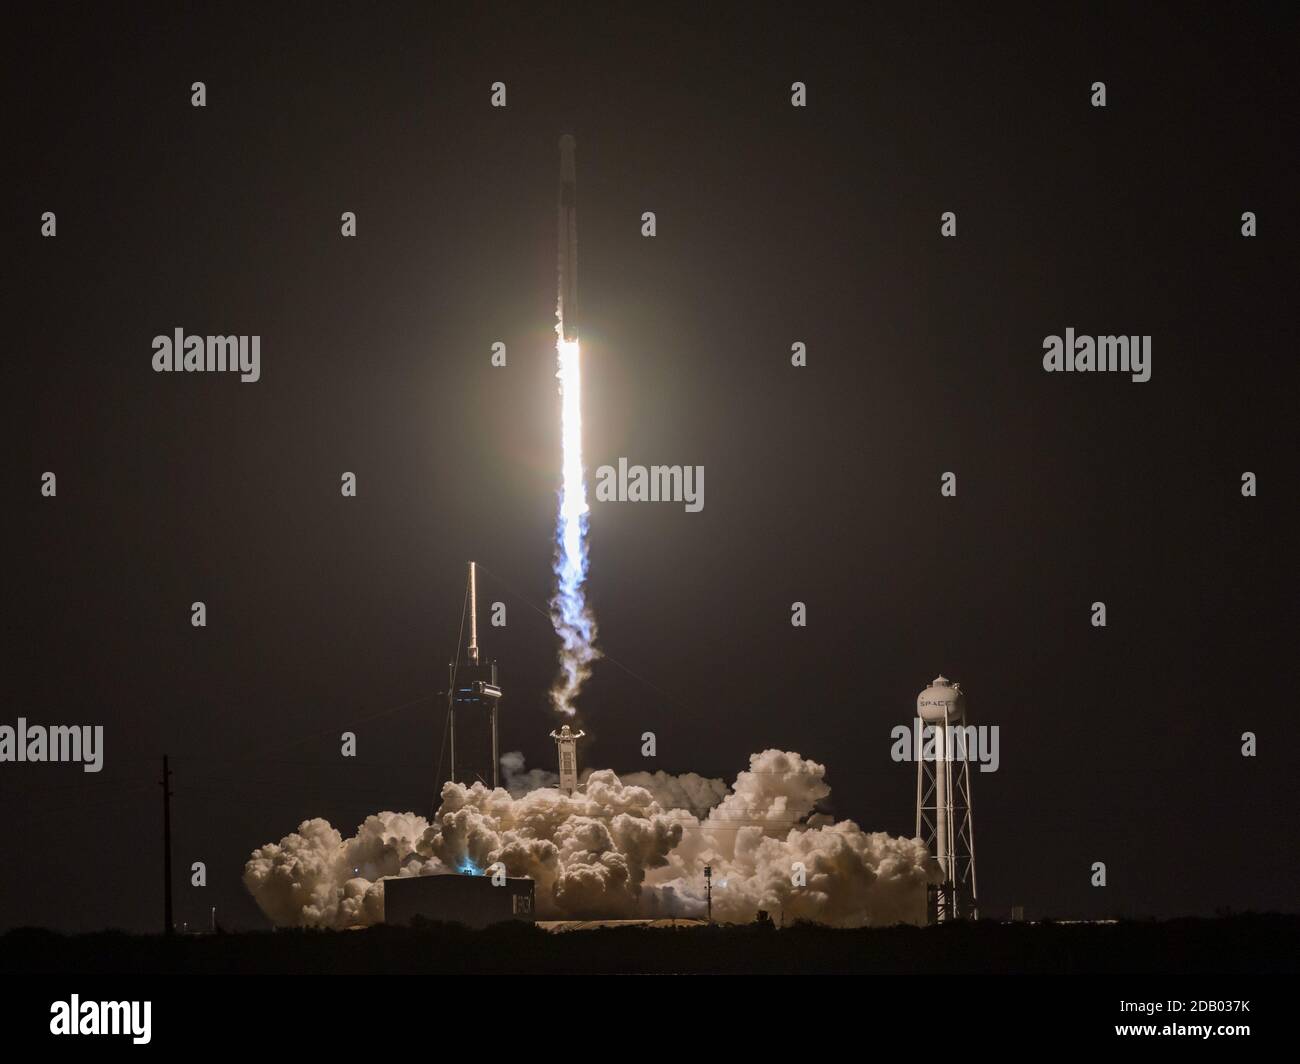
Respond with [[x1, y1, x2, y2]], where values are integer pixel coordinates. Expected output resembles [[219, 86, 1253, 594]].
[[447, 562, 502, 789], [550, 724, 585, 795]]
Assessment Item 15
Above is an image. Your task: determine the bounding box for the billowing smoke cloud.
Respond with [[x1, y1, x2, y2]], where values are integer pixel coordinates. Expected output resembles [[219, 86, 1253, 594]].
[[616, 767, 730, 820], [500, 751, 727, 819], [644, 752, 933, 927], [499, 749, 559, 796], [243, 811, 434, 929], [244, 750, 935, 929]]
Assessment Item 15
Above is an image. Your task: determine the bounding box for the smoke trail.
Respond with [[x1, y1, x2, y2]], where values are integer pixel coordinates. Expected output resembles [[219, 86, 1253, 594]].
[[548, 329, 599, 715]]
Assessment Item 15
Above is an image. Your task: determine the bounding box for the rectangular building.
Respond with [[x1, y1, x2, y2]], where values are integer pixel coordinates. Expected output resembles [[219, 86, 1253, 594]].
[[384, 873, 535, 929]]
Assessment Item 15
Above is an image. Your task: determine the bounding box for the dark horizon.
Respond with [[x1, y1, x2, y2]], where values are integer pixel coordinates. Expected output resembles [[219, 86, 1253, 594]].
[[8, 2, 1297, 934]]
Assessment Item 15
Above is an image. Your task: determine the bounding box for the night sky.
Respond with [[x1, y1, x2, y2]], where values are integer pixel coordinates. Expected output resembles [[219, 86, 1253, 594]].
[[9, 3, 1296, 932]]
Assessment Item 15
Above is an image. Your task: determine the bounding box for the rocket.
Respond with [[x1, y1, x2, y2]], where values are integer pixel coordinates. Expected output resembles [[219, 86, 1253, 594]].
[[558, 134, 578, 342]]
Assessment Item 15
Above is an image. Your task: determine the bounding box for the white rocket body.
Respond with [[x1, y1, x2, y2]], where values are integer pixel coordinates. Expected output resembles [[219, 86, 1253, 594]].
[[558, 134, 578, 342]]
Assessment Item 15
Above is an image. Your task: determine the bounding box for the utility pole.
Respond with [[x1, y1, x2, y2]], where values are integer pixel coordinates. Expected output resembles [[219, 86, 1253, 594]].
[[161, 754, 174, 937], [704, 864, 713, 924]]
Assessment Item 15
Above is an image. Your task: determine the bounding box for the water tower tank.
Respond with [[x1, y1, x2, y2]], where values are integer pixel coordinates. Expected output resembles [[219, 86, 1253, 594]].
[[917, 675, 965, 723]]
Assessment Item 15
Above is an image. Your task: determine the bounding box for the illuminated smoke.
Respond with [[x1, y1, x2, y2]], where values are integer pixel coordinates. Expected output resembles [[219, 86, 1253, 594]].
[[500, 749, 558, 795], [548, 331, 600, 716], [242, 812, 432, 929], [243, 750, 936, 928]]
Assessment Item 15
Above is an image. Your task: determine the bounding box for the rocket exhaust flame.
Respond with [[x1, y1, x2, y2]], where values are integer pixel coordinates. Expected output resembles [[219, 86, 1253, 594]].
[[549, 135, 599, 716], [549, 336, 599, 715]]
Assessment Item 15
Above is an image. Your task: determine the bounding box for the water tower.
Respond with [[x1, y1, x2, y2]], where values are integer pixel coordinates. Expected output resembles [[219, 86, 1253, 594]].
[[915, 675, 978, 922]]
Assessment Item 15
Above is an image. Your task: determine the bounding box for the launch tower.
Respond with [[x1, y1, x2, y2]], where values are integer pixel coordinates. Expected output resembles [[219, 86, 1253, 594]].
[[448, 562, 501, 788]]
